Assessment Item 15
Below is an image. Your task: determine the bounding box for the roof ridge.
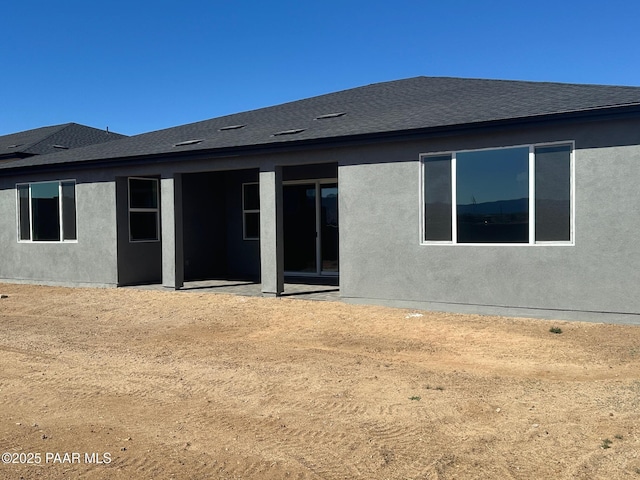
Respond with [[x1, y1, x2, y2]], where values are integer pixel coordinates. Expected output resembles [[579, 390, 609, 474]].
[[24, 122, 74, 152], [129, 76, 640, 137], [4, 76, 640, 172], [411, 75, 640, 90]]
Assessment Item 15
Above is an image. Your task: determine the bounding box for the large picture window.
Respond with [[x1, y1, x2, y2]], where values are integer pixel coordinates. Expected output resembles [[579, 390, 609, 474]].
[[17, 180, 77, 242], [422, 143, 573, 244], [129, 178, 159, 242]]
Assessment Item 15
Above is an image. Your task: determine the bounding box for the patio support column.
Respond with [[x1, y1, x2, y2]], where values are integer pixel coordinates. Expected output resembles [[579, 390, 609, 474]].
[[259, 166, 284, 297], [161, 173, 184, 289]]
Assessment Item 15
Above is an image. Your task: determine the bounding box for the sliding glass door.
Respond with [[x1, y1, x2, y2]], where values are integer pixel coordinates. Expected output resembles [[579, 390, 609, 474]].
[[320, 184, 338, 273], [283, 181, 338, 275]]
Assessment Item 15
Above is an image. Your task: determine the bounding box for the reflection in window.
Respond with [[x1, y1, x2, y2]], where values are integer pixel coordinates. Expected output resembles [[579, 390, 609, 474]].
[[129, 178, 159, 242], [129, 178, 158, 209], [424, 155, 452, 241], [17, 181, 77, 242], [422, 144, 572, 244], [61, 181, 77, 240], [456, 147, 529, 243], [321, 185, 339, 273], [535, 145, 571, 242], [18, 184, 31, 241]]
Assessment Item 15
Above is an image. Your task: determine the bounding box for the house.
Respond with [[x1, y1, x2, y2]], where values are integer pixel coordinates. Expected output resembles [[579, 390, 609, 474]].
[[0, 123, 126, 162], [1, 77, 640, 323]]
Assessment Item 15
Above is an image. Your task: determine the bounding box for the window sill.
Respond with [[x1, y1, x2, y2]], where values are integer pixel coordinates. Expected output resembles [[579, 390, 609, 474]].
[[420, 241, 574, 247], [18, 240, 78, 244]]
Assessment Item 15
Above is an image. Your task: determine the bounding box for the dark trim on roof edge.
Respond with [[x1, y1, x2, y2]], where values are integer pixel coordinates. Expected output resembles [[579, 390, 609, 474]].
[[2, 104, 640, 176]]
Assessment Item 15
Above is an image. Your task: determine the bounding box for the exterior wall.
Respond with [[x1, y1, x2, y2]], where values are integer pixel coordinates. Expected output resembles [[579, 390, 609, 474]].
[[161, 174, 184, 288], [0, 154, 332, 289], [339, 118, 640, 321], [259, 166, 284, 296], [0, 170, 118, 287], [116, 176, 162, 286], [3, 114, 640, 323]]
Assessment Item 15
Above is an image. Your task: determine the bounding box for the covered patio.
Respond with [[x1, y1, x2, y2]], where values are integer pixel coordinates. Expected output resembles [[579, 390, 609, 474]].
[[129, 279, 340, 302]]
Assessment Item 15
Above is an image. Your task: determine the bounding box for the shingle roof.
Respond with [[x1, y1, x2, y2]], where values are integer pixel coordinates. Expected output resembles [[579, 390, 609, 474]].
[[0, 123, 126, 159], [3, 76, 640, 171]]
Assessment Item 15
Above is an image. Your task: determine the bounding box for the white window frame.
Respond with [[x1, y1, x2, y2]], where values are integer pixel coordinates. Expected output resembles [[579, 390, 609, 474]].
[[420, 141, 575, 246], [16, 180, 77, 243], [128, 177, 160, 243], [242, 182, 260, 240]]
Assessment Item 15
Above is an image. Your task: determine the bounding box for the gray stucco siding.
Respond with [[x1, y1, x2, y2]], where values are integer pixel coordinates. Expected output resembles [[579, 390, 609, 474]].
[[338, 119, 640, 318], [0, 171, 118, 287], [2, 113, 640, 322]]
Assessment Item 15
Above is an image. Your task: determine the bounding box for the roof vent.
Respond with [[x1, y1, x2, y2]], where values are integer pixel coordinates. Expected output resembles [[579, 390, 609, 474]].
[[272, 128, 305, 136], [173, 139, 203, 147], [7, 144, 22, 148], [52, 144, 69, 149], [315, 112, 346, 120], [219, 124, 245, 131]]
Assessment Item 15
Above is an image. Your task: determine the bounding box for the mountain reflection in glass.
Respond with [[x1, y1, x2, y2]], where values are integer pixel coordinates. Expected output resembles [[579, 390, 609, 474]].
[[456, 147, 529, 243]]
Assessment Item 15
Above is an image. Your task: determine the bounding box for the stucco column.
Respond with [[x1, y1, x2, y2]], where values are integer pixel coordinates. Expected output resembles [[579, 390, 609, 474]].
[[161, 173, 184, 289], [259, 166, 284, 296]]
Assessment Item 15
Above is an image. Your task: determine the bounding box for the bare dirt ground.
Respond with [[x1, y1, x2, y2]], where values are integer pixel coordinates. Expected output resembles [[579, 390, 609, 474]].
[[0, 284, 639, 479]]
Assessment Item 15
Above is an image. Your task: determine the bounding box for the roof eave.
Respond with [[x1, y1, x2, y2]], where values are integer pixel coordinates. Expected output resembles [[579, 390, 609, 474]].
[[3, 103, 640, 175]]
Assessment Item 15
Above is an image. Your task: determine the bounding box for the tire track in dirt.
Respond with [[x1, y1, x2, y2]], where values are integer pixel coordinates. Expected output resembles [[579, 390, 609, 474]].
[[109, 454, 174, 477], [179, 403, 376, 479], [196, 384, 403, 476], [3, 284, 640, 479], [0, 345, 57, 360], [150, 352, 453, 477]]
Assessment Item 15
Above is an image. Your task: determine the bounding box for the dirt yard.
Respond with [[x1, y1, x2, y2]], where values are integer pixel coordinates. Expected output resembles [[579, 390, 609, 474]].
[[0, 284, 639, 479]]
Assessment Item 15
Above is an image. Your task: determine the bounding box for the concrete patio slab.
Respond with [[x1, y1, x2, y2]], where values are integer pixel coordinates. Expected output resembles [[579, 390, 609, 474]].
[[129, 279, 340, 302]]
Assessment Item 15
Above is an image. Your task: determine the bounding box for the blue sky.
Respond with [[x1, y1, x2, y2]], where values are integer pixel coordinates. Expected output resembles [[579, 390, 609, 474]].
[[3, 0, 639, 136]]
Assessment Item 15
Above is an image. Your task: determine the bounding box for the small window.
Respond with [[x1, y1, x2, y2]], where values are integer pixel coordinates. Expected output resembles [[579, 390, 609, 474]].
[[423, 155, 453, 241], [17, 180, 77, 242], [242, 183, 259, 240], [422, 143, 573, 245], [17, 185, 31, 240], [61, 181, 77, 240], [129, 178, 159, 242]]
